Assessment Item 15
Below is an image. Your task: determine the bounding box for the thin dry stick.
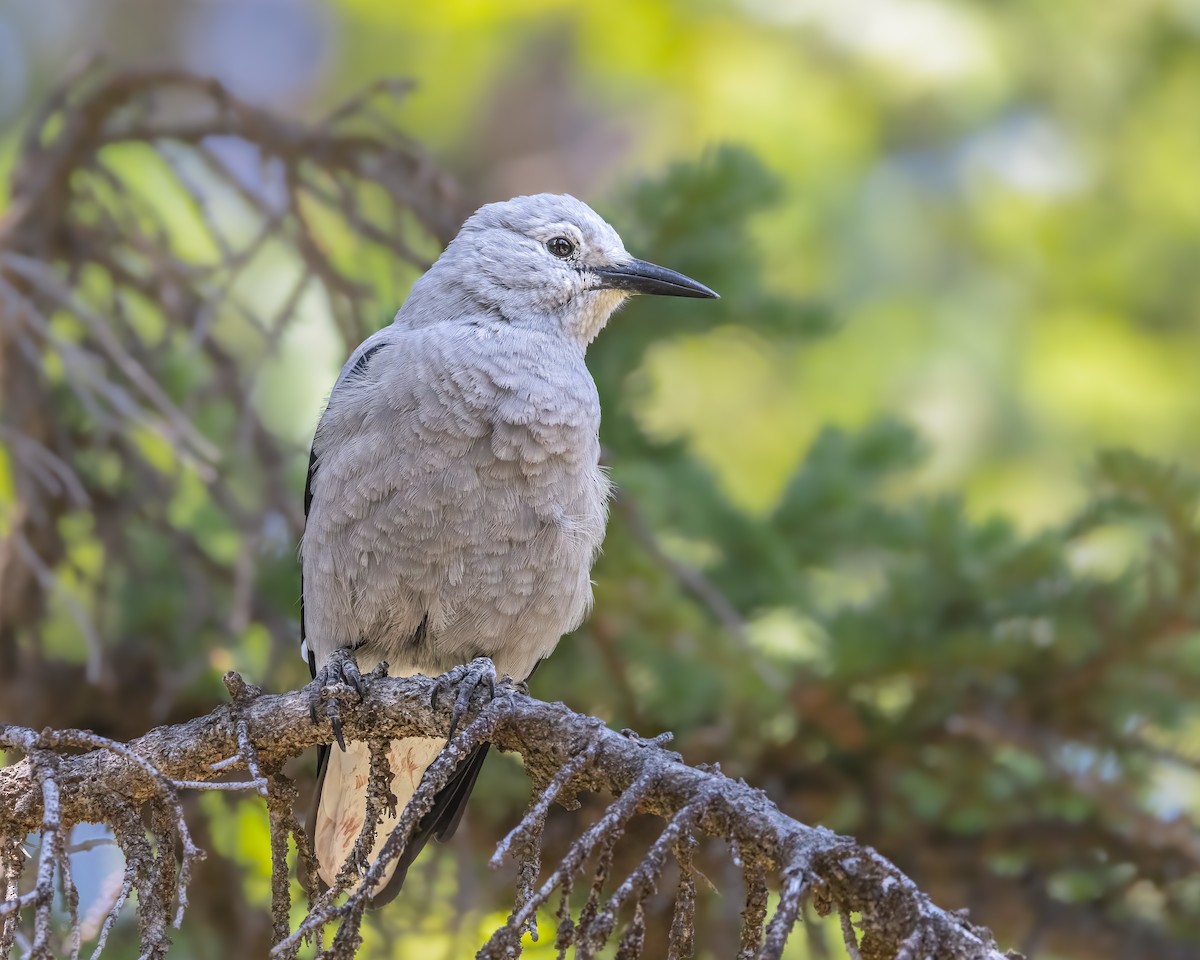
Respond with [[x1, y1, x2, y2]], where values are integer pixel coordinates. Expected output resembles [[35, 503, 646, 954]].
[[86, 867, 134, 960], [266, 777, 299, 945], [666, 833, 698, 960], [577, 798, 709, 955], [0, 837, 21, 960], [479, 765, 659, 957], [56, 829, 81, 960], [840, 909, 864, 960], [613, 902, 646, 960], [331, 740, 398, 890], [490, 733, 603, 869], [490, 734, 604, 943], [758, 866, 808, 960], [737, 859, 770, 960]]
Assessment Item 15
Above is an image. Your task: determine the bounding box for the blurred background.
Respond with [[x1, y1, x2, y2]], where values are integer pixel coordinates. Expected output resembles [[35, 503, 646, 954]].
[[1, 0, 1199, 957]]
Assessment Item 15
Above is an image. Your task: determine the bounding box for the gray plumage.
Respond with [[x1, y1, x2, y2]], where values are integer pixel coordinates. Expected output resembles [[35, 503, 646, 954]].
[[300, 193, 716, 902]]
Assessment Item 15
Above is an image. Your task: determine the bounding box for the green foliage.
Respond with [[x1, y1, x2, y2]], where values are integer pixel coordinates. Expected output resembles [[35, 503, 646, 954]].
[[14, 123, 1197, 960], [4, 1, 1200, 955], [566, 148, 1200, 957]]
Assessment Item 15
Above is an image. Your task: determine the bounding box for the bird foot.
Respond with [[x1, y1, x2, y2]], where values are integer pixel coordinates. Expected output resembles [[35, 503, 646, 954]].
[[431, 657, 498, 740], [308, 646, 376, 751]]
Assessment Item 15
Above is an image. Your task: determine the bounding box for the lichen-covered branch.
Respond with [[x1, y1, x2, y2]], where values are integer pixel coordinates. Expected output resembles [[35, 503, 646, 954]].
[[0, 671, 1020, 960]]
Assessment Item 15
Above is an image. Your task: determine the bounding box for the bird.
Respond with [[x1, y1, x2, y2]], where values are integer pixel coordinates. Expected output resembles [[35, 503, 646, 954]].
[[300, 193, 718, 905]]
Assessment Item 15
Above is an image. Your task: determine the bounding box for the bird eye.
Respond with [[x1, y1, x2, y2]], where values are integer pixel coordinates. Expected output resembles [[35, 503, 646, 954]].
[[546, 236, 576, 258]]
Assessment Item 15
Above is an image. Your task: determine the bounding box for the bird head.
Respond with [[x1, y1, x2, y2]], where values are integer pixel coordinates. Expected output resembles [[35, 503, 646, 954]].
[[416, 193, 718, 345]]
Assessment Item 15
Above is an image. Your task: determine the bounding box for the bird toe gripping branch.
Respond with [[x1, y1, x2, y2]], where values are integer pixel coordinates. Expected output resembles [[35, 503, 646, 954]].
[[307, 647, 368, 752], [430, 656, 500, 741]]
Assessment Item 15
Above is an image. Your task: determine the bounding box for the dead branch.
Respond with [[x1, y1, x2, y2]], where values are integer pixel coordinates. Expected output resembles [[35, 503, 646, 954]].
[[0, 65, 460, 700], [0, 672, 1020, 960]]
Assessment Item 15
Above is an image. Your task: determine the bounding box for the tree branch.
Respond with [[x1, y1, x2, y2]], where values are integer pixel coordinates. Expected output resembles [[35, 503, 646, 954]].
[[0, 673, 1019, 960]]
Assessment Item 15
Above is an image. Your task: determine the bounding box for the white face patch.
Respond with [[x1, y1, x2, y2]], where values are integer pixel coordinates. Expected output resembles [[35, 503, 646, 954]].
[[568, 289, 629, 344]]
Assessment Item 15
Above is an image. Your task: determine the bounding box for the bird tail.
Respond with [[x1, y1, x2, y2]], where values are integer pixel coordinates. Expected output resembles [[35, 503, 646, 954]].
[[308, 735, 491, 907], [310, 735, 444, 900]]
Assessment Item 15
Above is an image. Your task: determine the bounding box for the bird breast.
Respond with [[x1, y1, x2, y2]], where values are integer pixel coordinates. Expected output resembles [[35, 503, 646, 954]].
[[309, 322, 611, 678]]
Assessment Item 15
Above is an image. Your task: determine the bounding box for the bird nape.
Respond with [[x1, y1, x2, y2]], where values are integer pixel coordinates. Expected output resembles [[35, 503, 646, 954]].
[[299, 193, 718, 905]]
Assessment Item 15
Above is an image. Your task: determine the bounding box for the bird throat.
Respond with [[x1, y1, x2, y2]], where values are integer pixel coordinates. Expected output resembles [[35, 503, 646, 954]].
[[569, 289, 628, 344]]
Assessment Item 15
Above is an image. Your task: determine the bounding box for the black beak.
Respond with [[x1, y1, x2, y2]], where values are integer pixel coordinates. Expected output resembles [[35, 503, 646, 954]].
[[592, 259, 719, 300]]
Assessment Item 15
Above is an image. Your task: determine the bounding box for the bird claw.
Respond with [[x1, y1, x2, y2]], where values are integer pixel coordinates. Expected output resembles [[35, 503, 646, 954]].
[[307, 646, 366, 751], [431, 657, 498, 740]]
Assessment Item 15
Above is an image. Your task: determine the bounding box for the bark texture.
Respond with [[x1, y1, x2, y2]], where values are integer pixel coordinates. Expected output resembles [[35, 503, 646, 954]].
[[1, 671, 1020, 960]]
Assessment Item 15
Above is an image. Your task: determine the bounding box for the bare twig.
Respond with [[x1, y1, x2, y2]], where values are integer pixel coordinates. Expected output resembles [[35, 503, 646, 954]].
[[0, 64, 460, 700]]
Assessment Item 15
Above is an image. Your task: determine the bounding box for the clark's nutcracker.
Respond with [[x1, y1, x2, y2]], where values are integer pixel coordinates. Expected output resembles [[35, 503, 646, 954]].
[[301, 193, 717, 904]]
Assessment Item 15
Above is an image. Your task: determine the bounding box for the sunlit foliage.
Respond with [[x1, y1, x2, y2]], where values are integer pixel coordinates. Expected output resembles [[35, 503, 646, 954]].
[[1, 1, 1198, 957]]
